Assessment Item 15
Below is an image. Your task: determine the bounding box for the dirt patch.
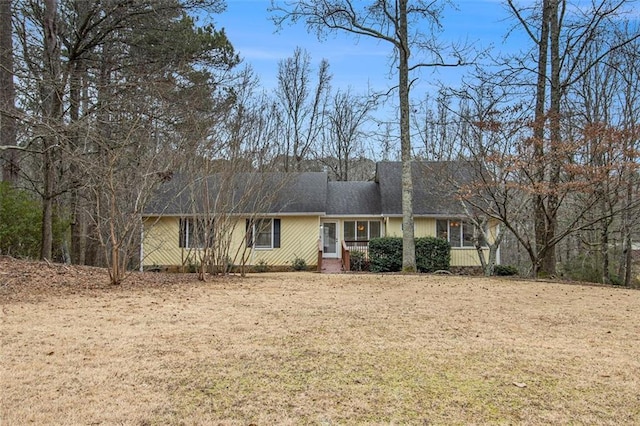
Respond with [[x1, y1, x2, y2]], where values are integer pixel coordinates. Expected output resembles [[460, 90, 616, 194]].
[[1, 257, 639, 424], [0, 256, 204, 302]]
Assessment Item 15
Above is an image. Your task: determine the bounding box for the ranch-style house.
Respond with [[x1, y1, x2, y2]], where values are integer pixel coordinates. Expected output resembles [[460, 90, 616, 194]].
[[141, 161, 500, 272]]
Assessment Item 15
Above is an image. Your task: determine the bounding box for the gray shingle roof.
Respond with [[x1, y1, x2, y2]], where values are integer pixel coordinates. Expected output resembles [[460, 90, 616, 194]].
[[326, 181, 381, 215], [144, 172, 328, 215], [144, 161, 476, 217], [376, 161, 475, 216]]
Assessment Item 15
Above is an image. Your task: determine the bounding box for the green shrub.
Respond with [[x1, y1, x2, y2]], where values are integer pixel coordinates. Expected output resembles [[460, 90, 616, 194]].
[[255, 259, 269, 273], [369, 237, 451, 273], [494, 264, 519, 276], [561, 255, 602, 283], [369, 237, 403, 272], [291, 256, 307, 271], [186, 258, 199, 273], [349, 250, 369, 272], [0, 183, 42, 258], [415, 237, 451, 272]]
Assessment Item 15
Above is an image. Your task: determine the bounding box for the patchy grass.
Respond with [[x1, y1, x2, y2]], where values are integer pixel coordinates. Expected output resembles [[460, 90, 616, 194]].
[[1, 259, 639, 424]]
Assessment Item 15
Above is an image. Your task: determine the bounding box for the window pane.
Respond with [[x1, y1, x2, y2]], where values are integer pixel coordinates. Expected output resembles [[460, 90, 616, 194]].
[[198, 218, 215, 248], [255, 219, 272, 248], [190, 219, 199, 248], [356, 221, 368, 240], [369, 221, 381, 239], [449, 220, 461, 247], [344, 221, 355, 241], [179, 218, 187, 248], [436, 220, 448, 241], [180, 218, 211, 249], [480, 224, 488, 247], [462, 222, 475, 247]]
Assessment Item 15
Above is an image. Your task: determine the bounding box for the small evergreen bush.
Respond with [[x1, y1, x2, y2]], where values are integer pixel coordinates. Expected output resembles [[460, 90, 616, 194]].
[[291, 256, 307, 271], [254, 259, 269, 273], [494, 265, 519, 276], [369, 237, 403, 272], [415, 237, 451, 272], [369, 237, 451, 273], [349, 250, 369, 271], [0, 183, 42, 258]]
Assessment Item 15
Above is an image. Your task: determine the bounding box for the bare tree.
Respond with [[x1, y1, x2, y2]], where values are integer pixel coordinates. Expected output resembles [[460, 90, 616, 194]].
[[175, 67, 293, 280], [271, 0, 471, 271], [561, 24, 640, 285], [37, 0, 64, 261], [0, 0, 18, 184], [9, 0, 237, 272], [274, 47, 331, 172], [616, 30, 640, 286], [321, 88, 376, 181], [504, 0, 640, 277]]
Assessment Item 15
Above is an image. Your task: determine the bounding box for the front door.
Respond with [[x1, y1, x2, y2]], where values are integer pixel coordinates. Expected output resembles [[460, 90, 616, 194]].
[[322, 222, 339, 258]]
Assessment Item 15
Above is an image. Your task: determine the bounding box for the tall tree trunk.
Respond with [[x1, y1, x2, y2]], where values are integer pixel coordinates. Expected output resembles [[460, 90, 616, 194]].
[[600, 216, 610, 284], [0, 0, 18, 183], [532, 0, 550, 277], [40, 0, 62, 261], [69, 57, 88, 264], [540, 0, 561, 277], [398, 0, 416, 272], [619, 158, 634, 286]]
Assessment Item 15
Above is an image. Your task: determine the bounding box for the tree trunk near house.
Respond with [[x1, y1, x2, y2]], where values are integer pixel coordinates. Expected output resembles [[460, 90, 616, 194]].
[[398, 0, 416, 272], [40, 0, 63, 261], [531, 0, 551, 277], [0, 0, 18, 184]]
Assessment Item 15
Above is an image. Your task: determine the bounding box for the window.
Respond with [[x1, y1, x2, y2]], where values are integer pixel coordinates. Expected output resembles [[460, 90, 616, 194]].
[[179, 218, 214, 249], [437, 219, 486, 248], [343, 220, 381, 241], [246, 218, 281, 249]]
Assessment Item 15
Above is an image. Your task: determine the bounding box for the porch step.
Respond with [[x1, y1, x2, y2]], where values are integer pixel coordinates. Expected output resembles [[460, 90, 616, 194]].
[[321, 258, 343, 273]]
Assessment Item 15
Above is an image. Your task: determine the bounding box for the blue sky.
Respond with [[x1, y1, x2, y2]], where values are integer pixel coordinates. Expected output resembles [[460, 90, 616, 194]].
[[213, 0, 521, 97]]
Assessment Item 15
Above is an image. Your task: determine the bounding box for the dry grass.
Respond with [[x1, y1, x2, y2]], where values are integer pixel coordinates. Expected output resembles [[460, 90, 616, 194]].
[[2, 262, 639, 424]]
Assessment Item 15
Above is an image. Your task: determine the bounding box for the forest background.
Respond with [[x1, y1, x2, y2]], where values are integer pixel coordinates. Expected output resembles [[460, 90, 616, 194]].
[[0, 0, 638, 286]]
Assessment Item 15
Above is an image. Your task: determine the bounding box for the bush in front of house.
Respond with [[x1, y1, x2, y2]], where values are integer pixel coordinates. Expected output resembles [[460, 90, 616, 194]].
[[369, 237, 403, 272], [494, 264, 519, 276], [369, 237, 451, 273], [349, 250, 369, 271], [291, 256, 307, 271], [415, 237, 450, 273], [254, 259, 269, 273]]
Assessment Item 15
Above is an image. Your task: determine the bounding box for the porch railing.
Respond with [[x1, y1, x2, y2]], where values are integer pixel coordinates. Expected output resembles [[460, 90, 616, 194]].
[[341, 240, 370, 272], [317, 239, 323, 272], [341, 241, 350, 271]]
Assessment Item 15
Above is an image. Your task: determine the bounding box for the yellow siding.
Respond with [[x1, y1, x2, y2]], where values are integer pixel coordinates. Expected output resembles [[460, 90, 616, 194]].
[[385, 217, 403, 237], [143, 217, 183, 266], [382, 216, 495, 267], [450, 248, 486, 267], [247, 216, 319, 268], [415, 218, 436, 237], [384, 217, 437, 237], [144, 214, 497, 268], [143, 215, 320, 268]]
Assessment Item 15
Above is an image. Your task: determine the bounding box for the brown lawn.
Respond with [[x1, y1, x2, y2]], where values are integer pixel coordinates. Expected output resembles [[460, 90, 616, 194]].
[[1, 257, 639, 425]]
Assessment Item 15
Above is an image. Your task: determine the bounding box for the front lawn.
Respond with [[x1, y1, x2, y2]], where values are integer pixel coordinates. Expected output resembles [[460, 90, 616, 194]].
[[2, 259, 639, 424]]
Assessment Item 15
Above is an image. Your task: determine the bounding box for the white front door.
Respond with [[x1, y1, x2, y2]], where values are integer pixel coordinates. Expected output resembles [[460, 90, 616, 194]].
[[322, 222, 339, 258]]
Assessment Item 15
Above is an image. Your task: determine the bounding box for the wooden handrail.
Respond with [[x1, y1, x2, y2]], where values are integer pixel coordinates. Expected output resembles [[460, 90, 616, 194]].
[[317, 239, 323, 272], [341, 240, 350, 272]]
